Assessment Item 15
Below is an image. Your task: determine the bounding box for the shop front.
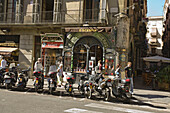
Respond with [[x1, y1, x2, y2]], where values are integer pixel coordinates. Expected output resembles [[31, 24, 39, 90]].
[[0, 35, 19, 65], [64, 27, 116, 76], [41, 33, 63, 76]]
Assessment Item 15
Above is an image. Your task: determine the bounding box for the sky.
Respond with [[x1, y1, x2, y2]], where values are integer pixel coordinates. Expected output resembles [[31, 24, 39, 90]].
[[147, 0, 165, 17]]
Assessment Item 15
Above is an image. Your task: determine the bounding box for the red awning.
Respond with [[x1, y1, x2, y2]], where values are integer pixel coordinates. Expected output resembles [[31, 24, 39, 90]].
[[42, 42, 63, 49]]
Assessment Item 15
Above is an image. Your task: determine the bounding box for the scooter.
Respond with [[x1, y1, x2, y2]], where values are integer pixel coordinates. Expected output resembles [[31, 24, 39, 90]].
[[65, 74, 75, 95], [33, 70, 43, 92], [4, 67, 17, 89], [0, 67, 6, 86], [17, 67, 31, 90], [48, 71, 57, 94]]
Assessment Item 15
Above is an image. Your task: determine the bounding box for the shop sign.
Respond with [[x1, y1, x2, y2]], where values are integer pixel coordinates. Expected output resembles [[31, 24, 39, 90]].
[[119, 53, 126, 62], [42, 42, 63, 48]]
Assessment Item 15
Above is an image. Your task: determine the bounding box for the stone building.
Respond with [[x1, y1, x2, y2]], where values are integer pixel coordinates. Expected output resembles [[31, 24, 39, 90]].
[[0, 0, 147, 78], [146, 16, 163, 56]]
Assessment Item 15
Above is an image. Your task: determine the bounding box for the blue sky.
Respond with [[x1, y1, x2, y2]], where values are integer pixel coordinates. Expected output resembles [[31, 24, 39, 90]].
[[147, 0, 165, 17]]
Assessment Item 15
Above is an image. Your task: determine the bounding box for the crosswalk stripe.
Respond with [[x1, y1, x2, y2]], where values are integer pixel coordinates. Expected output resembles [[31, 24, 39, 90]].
[[64, 108, 103, 113], [85, 103, 154, 113]]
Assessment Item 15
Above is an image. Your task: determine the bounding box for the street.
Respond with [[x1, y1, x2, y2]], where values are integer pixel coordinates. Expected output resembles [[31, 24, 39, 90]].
[[0, 82, 170, 113]]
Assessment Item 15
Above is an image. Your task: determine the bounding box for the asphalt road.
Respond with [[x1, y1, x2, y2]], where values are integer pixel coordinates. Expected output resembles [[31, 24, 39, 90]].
[[0, 86, 170, 113]]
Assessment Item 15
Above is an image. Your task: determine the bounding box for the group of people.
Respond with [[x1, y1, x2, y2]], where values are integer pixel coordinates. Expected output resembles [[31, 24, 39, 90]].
[[34, 58, 64, 87]]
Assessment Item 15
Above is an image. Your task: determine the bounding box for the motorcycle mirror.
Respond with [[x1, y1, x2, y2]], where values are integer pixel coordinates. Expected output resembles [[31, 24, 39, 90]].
[[17, 64, 20, 67]]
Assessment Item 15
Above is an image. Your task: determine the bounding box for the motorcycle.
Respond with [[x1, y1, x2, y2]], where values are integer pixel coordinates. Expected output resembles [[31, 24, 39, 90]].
[[65, 74, 75, 95], [0, 67, 6, 86], [4, 67, 18, 89], [83, 74, 95, 99], [93, 73, 112, 101], [48, 71, 57, 94], [17, 67, 31, 90], [112, 76, 132, 99], [78, 73, 88, 95], [33, 69, 43, 92]]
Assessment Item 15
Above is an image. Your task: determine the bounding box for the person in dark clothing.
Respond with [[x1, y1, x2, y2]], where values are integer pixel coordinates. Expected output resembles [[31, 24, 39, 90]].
[[125, 62, 133, 94]]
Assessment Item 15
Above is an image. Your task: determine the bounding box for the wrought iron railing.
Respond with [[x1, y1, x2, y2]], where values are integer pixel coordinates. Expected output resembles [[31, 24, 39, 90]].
[[0, 9, 108, 24]]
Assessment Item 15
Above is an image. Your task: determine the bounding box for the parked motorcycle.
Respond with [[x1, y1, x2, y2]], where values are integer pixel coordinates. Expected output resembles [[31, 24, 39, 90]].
[[17, 67, 31, 90], [65, 74, 75, 95], [48, 71, 57, 94], [83, 74, 96, 99], [93, 73, 112, 101], [78, 73, 88, 95], [0, 67, 6, 86], [33, 69, 43, 92], [4, 66, 18, 89], [112, 76, 132, 99]]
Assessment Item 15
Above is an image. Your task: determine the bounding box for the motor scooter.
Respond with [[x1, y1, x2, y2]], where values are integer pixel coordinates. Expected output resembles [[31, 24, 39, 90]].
[[33, 69, 43, 92], [17, 67, 31, 90], [65, 74, 75, 95], [4, 66, 17, 89], [78, 73, 88, 95], [0, 67, 6, 86]]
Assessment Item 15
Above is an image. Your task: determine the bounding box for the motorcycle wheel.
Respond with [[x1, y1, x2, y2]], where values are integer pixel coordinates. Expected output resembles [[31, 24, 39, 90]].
[[104, 88, 110, 101], [85, 89, 92, 99], [5, 84, 11, 89], [35, 85, 38, 92]]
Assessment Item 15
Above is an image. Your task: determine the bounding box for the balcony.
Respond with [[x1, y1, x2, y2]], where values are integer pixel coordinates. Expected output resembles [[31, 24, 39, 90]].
[[0, 9, 108, 25]]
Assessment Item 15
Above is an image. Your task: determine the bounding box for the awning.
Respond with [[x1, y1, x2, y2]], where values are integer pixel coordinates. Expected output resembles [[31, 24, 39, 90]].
[[42, 42, 63, 49], [143, 56, 170, 63], [0, 47, 18, 56]]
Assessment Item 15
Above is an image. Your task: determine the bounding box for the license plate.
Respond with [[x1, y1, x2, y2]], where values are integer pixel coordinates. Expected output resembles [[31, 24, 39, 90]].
[[90, 85, 92, 89], [20, 78, 22, 82], [69, 88, 72, 92], [36, 80, 38, 84], [5, 79, 11, 83]]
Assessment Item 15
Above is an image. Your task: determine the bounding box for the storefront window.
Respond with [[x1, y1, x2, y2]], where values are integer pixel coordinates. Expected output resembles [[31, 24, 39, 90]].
[[73, 44, 87, 72], [64, 52, 71, 72]]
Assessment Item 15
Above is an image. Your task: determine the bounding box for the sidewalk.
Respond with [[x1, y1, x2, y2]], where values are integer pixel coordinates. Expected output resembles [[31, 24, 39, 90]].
[[27, 79, 170, 106]]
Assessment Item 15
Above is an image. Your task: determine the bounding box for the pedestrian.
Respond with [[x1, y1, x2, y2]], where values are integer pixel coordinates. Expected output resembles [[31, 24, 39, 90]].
[[1, 57, 7, 68], [115, 64, 121, 78], [95, 60, 102, 74], [57, 64, 63, 87], [34, 58, 44, 88], [125, 62, 134, 94]]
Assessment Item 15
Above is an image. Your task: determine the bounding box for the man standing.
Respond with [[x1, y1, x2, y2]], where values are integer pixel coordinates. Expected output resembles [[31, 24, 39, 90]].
[[57, 64, 63, 87], [1, 57, 7, 68], [125, 62, 133, 94]]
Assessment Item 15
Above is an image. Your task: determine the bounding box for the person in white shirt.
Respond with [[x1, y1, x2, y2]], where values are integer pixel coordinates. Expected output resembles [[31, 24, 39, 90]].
[[34, 58, 43, 70], [57, 64, 63, 86], [1, 57, 7, 68]]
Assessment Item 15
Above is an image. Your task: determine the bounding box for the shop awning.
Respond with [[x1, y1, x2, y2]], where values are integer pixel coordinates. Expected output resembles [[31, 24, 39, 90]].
[[42, 42, 63, 49], [0, 47, 18, 56]]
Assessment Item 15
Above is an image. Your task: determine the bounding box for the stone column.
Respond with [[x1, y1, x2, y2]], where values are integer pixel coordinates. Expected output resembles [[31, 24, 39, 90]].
[[33, 0, 40, 23], [19, 35, 34, 78], [15, 0, 22, 23], [53, 0, 62, 23], [99, 0, 106, 22], [7, 0, 13, 23]]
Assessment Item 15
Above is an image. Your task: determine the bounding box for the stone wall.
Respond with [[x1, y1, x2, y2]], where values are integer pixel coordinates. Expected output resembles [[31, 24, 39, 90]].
[[19, 35, 34, 77]]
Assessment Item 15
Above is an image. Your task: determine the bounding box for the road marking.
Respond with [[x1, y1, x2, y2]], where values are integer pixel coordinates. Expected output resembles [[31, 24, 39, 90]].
[[64, 108, 103, 113], [85, 103, 154, 113]]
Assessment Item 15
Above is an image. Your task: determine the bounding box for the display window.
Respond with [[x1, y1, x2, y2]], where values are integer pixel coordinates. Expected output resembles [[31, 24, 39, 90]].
[[64, 51, 71, 72], [105, 53, 115, 75]]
